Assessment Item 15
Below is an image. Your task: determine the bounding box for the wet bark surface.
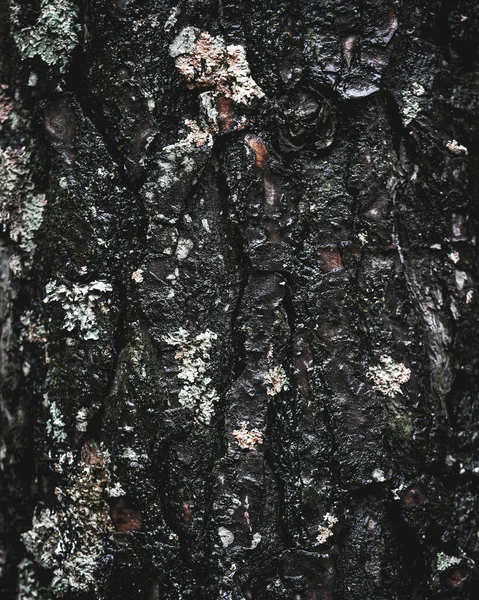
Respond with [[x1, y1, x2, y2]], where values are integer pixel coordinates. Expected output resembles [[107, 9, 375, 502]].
[[1, 1, 479, 599]]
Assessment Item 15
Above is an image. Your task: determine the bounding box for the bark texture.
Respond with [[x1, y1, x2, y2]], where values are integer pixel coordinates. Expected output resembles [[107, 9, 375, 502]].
[[1, 1, 479, 599]]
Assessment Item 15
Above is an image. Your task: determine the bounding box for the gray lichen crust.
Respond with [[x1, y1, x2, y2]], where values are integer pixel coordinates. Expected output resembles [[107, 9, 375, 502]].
[[21, 443, 112, 598]]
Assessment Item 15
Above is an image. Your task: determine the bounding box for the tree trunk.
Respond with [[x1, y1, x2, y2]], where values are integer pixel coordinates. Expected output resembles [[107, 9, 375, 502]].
[[1, 1, 478, 599]]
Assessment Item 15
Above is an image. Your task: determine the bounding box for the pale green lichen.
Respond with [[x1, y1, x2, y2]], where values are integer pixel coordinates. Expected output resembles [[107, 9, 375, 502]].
[[12, 193, 47, 254], [436, 552, 462, 572], [22, 509, 64, 571], [9, 0, 80, 73], [17, 558, 52, 600], [21, 444, 112, 598], [0, 146, 47, 266], [44, 397, 67, 444], [43, 280, 113, 340], [367, 355, 411, 397], [400, 82, 426, 125], [164, 328, 219, 424]]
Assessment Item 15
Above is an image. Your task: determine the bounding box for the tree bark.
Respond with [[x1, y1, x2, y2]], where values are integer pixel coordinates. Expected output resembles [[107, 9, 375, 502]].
[[1, 1, 478, 599]]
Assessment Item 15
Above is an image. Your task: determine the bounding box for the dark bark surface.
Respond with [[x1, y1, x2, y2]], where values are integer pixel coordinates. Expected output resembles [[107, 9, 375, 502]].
[[1, 1, 479, 599]]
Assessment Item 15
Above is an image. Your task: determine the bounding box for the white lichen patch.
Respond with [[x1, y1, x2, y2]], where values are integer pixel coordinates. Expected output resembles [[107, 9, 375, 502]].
[[391, 482, 406, 500], [164, 5, 180, 33], [411, 82, 425, 96], [170, 27, 264, 106], [446, 139, 468, 156], [106, 482, 126, 498], [250, 532, 262, 549], [316, 512, 338, 544], [367, 355, 411, 397], [175, 237, 194, 260], [218, 526, 235, 548], [163, 328, 220, 424], [22, 443, 112, 597], [122, 447, 139, 461], [43, 280, 112, 340], [436, 552, 462, 572], [9, 0, 80, 73], [75, 407, 89, 432], [232, 422, 264, 450], [372, 468, 387, 482], [265, 365, 289, 396], [358, 232, 368, 246], [448, 250, 460, 264], [131, 268, 144, 283]]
